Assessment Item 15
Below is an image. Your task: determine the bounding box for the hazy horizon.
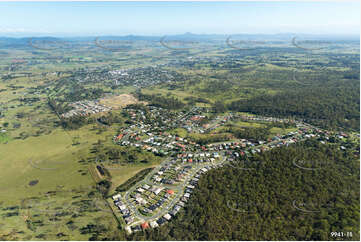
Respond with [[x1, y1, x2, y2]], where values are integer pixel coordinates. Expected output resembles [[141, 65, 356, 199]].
[[0, 32, 360, 39], [0, 1, 359, 37]]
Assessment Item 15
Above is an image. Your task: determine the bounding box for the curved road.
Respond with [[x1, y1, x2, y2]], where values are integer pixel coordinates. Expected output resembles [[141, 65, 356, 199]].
[[122, 154, 227, 225]]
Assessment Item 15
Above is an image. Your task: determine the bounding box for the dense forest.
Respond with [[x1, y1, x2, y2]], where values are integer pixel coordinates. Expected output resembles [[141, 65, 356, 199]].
[[228, 85, 360, 131], [127, 140, 360, 241]]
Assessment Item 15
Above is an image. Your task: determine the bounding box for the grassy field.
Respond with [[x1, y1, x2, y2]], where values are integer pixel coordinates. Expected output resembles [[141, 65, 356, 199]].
[[0, 128, 90, 200], [107, 160, 162, 194], [268, 127, 298, 137], [0, 64, 164, 239], [0, 122, 125, 240], [232, 121, 265, 128]]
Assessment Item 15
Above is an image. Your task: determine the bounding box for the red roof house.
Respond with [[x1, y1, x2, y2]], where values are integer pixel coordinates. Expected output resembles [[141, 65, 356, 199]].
[[141, 222, 149, 229]]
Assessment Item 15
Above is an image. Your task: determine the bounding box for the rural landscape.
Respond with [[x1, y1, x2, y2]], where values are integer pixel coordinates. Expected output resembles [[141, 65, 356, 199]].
[[0, 1, 359, 241]]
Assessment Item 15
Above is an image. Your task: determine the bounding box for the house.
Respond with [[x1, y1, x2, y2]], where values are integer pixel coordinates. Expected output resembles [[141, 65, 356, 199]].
[[143, 208, 151, 214], [136, 197, 147, 205], [115, 200, 123, 206], [163, 213, 172, 220], [112, 194, 121, 201], [143, 184, 150, 190], [132, 225, 141, 232], [153, 187, 163, 195], [150, 221, 159, 228], [185, 188, 193, 194], [116, 134, 124, 140], [125, 217, 134, 224], [141, 222, 149, 230], [118, 204, 126, 210], [178, 201, 185, 207], [167, 189, 174, 195], [121, 209, 130, 215], [137, 188, 145, 193], [170, 209, 178, 216], [125, 226, 132, 234]]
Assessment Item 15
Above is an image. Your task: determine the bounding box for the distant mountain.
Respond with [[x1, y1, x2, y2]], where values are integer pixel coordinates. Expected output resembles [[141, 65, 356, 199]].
[[0, 33, 358, 48]]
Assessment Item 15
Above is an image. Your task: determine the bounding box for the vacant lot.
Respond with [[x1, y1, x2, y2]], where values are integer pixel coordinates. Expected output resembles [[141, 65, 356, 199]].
[[99, 94, 144, 109]]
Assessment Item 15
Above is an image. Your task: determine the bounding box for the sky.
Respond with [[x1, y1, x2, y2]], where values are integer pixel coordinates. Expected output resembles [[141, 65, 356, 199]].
[[0, 1, 359, 37]]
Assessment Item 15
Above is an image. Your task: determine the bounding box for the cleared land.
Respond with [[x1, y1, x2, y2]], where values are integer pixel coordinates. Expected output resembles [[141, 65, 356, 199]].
[[99, 94, 144, 109]]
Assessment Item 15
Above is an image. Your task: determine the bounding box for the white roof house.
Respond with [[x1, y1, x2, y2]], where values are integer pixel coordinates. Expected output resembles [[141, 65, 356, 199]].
[[137, 188, 145, 193], [119, 205, 127, 210], [154, 187, 163, 195], [125, 226, 132, 234], [163, 213, 171, 220], [150, 221, 159, 228], [112, 194, 122, 201], [136, 197, 147, 205]]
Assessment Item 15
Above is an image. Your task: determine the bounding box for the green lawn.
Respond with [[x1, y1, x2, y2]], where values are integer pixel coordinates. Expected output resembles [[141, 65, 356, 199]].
[[107, 161, 161, 194], [269, 127, 298, 137], [232, 121, 265, 128]]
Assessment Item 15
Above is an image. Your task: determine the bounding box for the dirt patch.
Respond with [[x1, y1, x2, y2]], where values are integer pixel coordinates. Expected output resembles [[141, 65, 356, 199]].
[[99, 94, 146, 109]]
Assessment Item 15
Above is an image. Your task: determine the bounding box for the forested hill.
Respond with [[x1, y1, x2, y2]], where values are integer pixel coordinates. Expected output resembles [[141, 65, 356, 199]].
[[228, 85, 360, 131], [127, 139, 360, 241]]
